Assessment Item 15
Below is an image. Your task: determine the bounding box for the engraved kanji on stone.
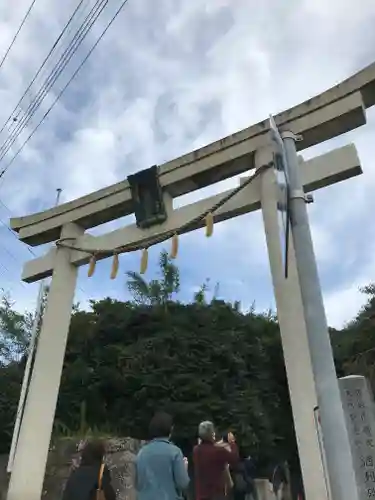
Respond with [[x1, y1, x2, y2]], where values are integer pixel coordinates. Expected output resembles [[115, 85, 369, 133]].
[[364, 426, 373, 437], [367, 439, 375, 448], [353, 424, 361, 435], [367, 456, 375, 468], [366, 470, 375, 483], [368, 487, 375, 498]]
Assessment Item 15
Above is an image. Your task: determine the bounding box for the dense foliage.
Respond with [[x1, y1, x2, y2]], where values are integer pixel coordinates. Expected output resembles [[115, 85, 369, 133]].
[[0, 252, 374, 471]]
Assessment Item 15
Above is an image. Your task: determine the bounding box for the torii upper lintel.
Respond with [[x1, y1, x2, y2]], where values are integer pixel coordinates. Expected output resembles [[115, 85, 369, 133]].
[[9, 60, 375, 246]]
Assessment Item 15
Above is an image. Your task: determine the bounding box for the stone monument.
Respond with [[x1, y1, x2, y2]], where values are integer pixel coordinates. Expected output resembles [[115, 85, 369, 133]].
[[339, 375, 375, 499]]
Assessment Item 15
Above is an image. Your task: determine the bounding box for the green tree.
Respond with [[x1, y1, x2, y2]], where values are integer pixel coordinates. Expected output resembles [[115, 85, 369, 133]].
[[192, 279, 222, 305], [126, 249, 180, 306], [0, 292, 30, 451], [5, 275, 375, 468], [0, 280, 295, 463], [0, 291, 32, 364], [193, 279, 210, 305], [53, 296, 292, 465], [0, 362, 23, 451], [332, 284, 375, 390]]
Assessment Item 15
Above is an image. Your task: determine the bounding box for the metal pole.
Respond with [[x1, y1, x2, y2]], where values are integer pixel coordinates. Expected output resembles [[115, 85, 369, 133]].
[[282, 131, 358, 500], [7, 188, 62, 473], [55, 188, 62, 206], [7, 281, 44, 472]]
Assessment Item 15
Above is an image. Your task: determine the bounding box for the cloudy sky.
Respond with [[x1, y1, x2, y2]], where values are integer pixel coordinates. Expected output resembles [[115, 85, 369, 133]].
[[0, 0, 375, 328]]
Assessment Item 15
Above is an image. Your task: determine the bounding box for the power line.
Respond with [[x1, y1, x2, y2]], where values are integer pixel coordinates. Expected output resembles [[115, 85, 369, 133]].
[[0, 202, 36, 261], [0, 239, 29, 290], [0, 0, 106, 161], [0, 0, 38, 73], [0, 198, 87, 295], [0, 257, 11, 276], [0, 214, 88, 295], [0, 0, 109, 175], [0, 214, 36, 257], [0, 198, 38, 257], [0, 197, 10, 213], [0, 0, 131, 179], [0, 197, 14, 219], [0, 0, 88, 138], [0, 240, 22, 265], [0, 250, 28, 290], [5, 0, 94, 138]]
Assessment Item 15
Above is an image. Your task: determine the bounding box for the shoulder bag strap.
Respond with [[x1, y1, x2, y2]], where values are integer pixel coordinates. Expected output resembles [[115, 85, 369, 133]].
[[98, 462, 105, 491]]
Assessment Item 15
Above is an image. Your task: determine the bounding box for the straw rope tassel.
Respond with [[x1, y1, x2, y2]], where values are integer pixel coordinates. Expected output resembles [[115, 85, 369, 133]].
[[170, 233, 179, 259], [87, 255, 97, 277], [205, 212, 214, 237], [110, 253, 119, 280], [140, 248, 148, 274]]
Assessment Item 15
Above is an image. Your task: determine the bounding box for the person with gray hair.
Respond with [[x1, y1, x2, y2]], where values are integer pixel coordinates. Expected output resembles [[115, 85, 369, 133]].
[[198, 421, 216, 441], [193, 421, 239, 500]]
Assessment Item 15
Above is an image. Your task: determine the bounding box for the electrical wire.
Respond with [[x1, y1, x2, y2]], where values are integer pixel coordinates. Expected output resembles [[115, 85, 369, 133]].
[[0, 219, 36, 258], [0, 199, 36, 256], [0, 258, 11, 276], [0, 0, 131, 181], [0, 0, 107, 162], [0, 241, 22, 265], [0, 0, 109, 174], [0, 0, 88, 138], [0, 198, 87, 295], [0, 238, 28, 290], [0, 213, 87, 295], [5, 0, 93, 136], [0, 249, 27, 290], [0, 0, 38, 73]]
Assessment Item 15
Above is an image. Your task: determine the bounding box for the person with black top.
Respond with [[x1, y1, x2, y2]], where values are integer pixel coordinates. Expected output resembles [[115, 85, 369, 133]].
[[271, 462, 288, 500], [220, 432, 248, 500], [243, 454, 257, 500], [62, 440, 116, 500]]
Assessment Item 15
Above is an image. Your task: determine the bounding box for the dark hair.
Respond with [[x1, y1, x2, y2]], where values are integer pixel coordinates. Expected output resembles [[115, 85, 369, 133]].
[[221, 430, 234, 443], [80, 440, 106, 466], [149, 412, 173, 439]]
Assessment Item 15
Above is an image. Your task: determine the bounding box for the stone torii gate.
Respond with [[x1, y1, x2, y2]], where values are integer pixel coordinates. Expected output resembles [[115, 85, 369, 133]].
[[6, 61, 375, 500]]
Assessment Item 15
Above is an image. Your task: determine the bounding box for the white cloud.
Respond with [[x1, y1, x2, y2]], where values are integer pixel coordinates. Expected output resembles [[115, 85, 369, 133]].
[[325, 285, 366, 329], [324, 243, 375, 328], [0, 0, 375, 328]]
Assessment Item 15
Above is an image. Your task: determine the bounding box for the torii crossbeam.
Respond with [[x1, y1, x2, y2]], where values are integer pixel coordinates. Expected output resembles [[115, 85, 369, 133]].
[[6, 61, 375, 500]]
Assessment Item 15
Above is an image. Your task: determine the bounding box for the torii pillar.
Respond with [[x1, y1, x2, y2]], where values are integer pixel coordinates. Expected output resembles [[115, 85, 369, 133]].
[[6, 223, 84, 500], [258, 147, 329, 500]]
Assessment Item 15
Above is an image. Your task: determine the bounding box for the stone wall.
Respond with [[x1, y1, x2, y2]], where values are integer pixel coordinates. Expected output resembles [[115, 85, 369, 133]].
[[0, 437, 141, 500]]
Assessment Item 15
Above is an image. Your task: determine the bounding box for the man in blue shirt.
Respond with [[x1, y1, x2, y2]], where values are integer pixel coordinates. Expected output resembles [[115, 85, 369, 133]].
[[135, 412, 190, 500]]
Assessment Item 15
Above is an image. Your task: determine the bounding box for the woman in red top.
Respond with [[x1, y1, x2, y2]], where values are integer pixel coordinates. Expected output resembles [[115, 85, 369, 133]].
[[193, 421, 239, 500]]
